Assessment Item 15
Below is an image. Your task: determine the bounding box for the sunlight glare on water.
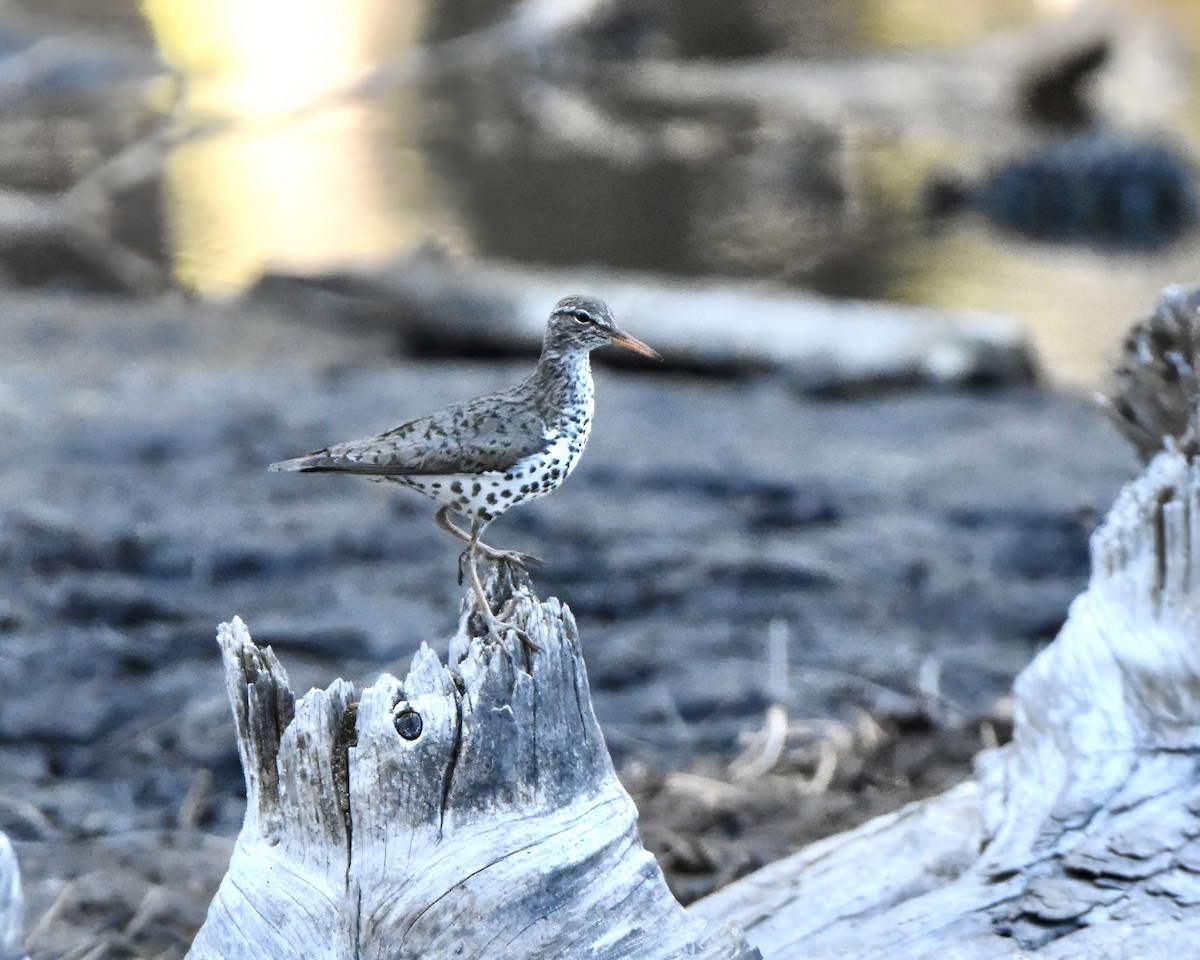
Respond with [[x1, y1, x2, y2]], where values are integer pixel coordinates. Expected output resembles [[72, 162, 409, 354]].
[[140, 0, 437, 297]]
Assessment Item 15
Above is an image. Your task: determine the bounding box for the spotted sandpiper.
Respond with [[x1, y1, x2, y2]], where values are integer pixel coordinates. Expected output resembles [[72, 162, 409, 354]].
[[270, 295, 660, 642]]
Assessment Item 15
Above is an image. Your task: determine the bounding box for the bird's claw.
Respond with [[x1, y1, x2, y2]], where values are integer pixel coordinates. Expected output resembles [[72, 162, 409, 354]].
[[480, 547, 544, 569], [472, 600, 542, 654], [485, 618, 542, 654]]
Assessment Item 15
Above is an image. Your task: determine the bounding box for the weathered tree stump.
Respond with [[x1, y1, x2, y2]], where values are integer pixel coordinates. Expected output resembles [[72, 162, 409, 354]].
[[0, 833, 23, 960], [186, 567, 756, 959]]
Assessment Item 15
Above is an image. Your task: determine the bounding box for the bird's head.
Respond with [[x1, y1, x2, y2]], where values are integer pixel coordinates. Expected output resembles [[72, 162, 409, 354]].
[[545, 295, 661, 360]]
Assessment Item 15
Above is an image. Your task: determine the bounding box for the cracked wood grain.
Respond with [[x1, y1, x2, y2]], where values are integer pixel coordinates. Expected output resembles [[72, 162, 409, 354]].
[[187, 572, 756, 960], [0, 832, 23, 960]]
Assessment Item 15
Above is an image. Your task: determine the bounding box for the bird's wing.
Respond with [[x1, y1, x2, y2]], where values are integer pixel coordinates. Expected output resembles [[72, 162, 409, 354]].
[[271, 389, 548, 476]]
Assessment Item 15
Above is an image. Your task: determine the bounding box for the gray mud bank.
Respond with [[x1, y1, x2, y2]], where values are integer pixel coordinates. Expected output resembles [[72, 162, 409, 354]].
[[0, 291, 1134, 914]]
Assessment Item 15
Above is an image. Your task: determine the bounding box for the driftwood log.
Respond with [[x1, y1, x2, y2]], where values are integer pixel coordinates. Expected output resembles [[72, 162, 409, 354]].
[[696, 450, 1200, 957], [252, 253, 1033, 392], [0, 833, 23, 960], [693, 285, 1200, 957], [186, 568, 756, 960]]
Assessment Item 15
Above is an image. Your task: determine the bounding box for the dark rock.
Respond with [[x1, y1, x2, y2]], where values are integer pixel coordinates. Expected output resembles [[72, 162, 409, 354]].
[[204, 544, 330, 585], [4, 512, 188, 579], [675, 687, 772, 725], [583, 467, 840, 531], [93, 622, 216, 672], [4, 512, 113, 575], [591, 654, 660, 692], [58, 584, 190, 628], [0, 599, 20, 632], [550, 570, 691, 619], [706, 560, 832, 592], [991, 522, 1090, 581], [969, 133, 1197, 250]]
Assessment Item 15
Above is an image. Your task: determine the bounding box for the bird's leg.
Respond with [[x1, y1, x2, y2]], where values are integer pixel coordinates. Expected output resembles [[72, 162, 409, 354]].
[[435, 504, 472, 546], [434, 506, 543, 567], [461, 521, 542, 653]]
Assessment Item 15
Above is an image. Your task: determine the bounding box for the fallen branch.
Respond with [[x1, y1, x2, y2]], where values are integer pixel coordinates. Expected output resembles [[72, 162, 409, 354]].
[[0, 133, 171, 296], [251, 253, 1034, 392]]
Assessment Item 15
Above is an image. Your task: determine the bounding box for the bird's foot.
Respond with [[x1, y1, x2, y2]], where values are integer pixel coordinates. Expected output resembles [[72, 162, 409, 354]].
[[480, 611, 542, 654], [470, 591, 541, 653], [496, 595, 541, 649], [460, 549, 541, 653], [476, 543, 544, 568]]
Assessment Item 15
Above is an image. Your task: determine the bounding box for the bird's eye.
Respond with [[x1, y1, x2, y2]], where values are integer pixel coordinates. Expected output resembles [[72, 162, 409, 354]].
[[572, 311, 593, 324]]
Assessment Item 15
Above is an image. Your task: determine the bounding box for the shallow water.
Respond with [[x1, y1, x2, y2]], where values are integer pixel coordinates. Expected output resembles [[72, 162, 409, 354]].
[[22, 0, 1200, 385]]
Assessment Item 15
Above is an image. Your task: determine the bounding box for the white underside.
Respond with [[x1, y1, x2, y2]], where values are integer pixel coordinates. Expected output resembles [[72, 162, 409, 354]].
[[397, 414, 592, 521]]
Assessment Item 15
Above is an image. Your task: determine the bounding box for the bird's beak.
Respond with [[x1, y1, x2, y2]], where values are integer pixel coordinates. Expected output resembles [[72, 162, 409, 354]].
[[609, 327, 662, 360]]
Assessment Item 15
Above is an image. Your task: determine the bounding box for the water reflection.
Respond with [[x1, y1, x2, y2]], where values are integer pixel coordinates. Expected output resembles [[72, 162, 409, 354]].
[[141, 0, 436, 296], [856, 0, 1036, 50], [891, 221, 1200, 385], [134, 0, 1200, 384]]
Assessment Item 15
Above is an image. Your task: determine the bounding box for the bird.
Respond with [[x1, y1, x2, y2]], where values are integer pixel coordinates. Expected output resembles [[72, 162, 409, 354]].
[[269, 294, 661, 643]]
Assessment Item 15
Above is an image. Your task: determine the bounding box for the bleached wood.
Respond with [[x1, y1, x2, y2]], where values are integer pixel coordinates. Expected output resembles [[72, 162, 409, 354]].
[[696, 447, 1200, 959], [187, 572, 756, 960], [0, 832, 23, 960]]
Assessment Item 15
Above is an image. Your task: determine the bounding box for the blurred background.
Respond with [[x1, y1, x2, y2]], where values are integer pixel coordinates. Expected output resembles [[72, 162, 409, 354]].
[[0, 0, 1197, 376], [0, 0, 1192, 955]]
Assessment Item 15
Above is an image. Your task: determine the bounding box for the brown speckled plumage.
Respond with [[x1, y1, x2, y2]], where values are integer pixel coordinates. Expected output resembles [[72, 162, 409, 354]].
[[271, 294, 660, 530]]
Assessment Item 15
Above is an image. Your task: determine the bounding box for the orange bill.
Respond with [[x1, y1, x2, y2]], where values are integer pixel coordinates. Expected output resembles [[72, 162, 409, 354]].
[[610, 327, 662, 360]]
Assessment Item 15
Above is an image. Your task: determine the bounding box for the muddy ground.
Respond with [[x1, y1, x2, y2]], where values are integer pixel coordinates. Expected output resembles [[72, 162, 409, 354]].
[[0, 289, 1137, 957]]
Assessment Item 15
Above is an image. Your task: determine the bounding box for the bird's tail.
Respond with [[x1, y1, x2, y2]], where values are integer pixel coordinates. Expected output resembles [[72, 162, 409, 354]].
[[269, 452, 395, 475], [269, 455, 325, 472]]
